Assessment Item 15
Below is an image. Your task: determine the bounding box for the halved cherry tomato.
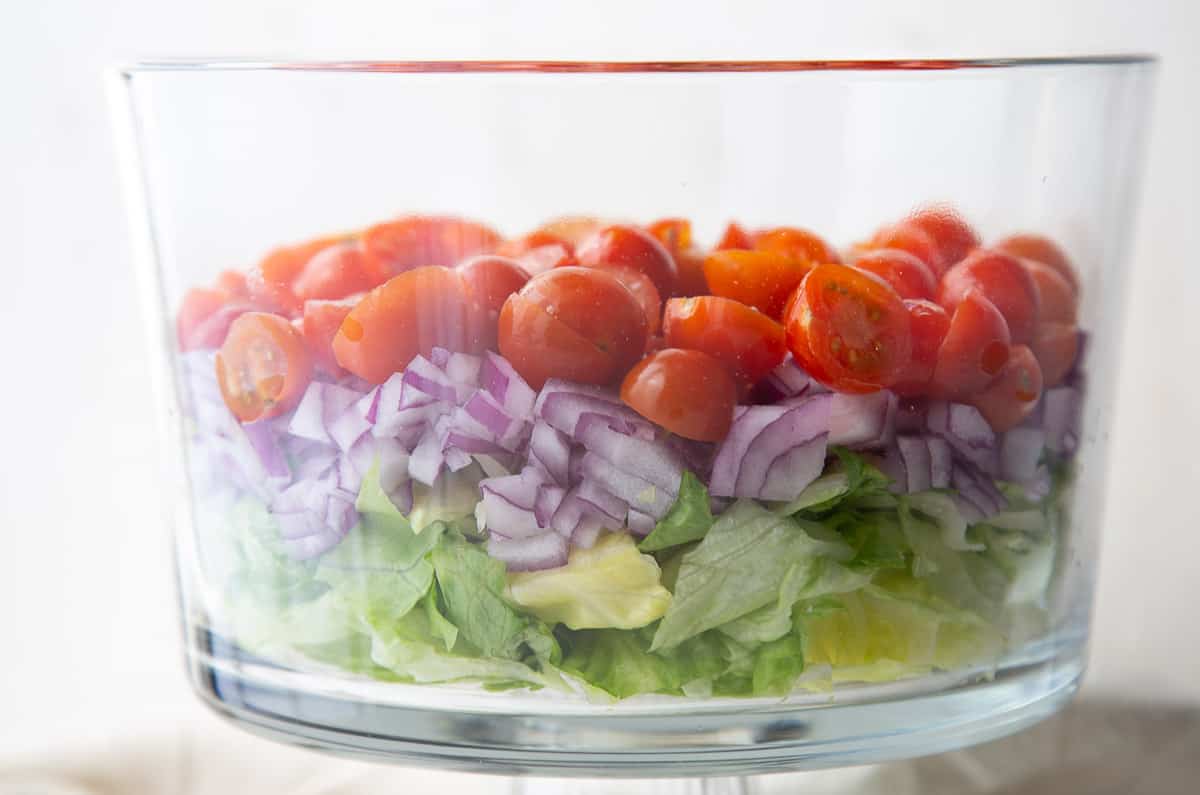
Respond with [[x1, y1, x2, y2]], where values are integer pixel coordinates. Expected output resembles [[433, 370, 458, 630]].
[[1031, 321, 1080, 387], [715, 221, 753, 250], [302, 298, 357, 377], [905, 206, 979, 268], [333, 267, 478, 384], [458, 255, 531, 350], [293, 242, 377, 302], [867, 222, 946, 276], [646, 218, 708, 296], [994, 233, 1078, 292], [259, 232, 354, 286], [704, 249, 811, 319], [851, 248, 937, 300], [891, 299, 951, 397], [498, 267, 648, 389], [245, 268, 303, 318], [1022, 259, 1077, 324], [584, 264, 662, 336], [663, 296, 787, 384], [216, 312, 313, 422], [177, 288, 227, 351], [646, 218, 693, 252], [784, 263, 912, 393], [754, 226, 841, 266], [576, 224, 678, 297], [215, 269, 250, 300], [969, 345, 1044, 432], [929, 292, 1012, 400], [361, 216, 501, 279], [620, 349, 737, 442], [533, 216, 606, 246], [939, 249, 1040, 344], [496, 231, 576, 276]]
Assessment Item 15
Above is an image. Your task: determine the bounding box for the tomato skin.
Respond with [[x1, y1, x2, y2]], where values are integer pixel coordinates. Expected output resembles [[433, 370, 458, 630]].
[[892, 299, 951, 397], [620, 349, 737, 442], [939, 249, 1040, 344], [851, 248, 937, 300], [647, 218, 708, 296], [361, 216, 501, 279], [177, 288, 228, 351], [498, 294, 619, 389], [646, 218, 693, 252], [1021, 259, 1077, 324], [969, 345, 1044, 432], [333, 267, 478, 384], [784, 263, 913, 393], [994, 233, 1078, 292], [259, 233, 354, 286], [905, 206, 980, 268], [302, 298, 357, 377], [215, 269, 250, 300], [216, 312, 313, 422], [245, 268, 304, 318], [868, 222, 946, 276], [1030, 321, 1080, 387], [292, 242, 377, 302], [663, 296, 787, 384], [576, 224, 678, 297], [533, 216, 606, 246], [496, 231, 576, 275], [584, 264, 663, 337], [458, 255, 531, 350], [754, 226, 841, 266], [929, 292, 1012, 400], [704, 249, 811, 319], [715, 221, 753, 251]]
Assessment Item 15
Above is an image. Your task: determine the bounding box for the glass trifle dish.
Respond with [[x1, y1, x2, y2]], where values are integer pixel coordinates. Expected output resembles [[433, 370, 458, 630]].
[[117, 58, 1154, 777]]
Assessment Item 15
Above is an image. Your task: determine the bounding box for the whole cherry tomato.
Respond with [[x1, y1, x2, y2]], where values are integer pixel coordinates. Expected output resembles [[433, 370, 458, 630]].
[[621, 349, 737, 442], [929, 292, 1011, 400], [663, 296, 787, 384], [939, 249, 1041, 344], [576, 224, 678, 297], [704, 249, 811, 319], [994, 233, 1078, 292], [458, 255, 532, 350], [851, 248, 937, 300], [905, 206, 980, 268], [969, 345, 1044, 432], [891, 299, 951, 397], [216, 312, 313, 422]]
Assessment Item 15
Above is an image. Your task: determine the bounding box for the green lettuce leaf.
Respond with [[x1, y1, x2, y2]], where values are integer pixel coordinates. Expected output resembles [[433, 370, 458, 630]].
[[638, 472, 714, 552], [560, 627, 729, 699]]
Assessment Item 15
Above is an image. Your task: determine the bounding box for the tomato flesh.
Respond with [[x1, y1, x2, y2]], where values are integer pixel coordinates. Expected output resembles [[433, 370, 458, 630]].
[[851, 248, 937, 300], [715, 221, 753, 251], [216, 312, 313, 422], [969, 345, 1044, 432], [704, 249, 811, 319], [576, 224, 678, 297], [663, 296, 786, 384], [929, 292, 1012, 400], [620, 349, 737, 442], [939, 249, 1040, 344], [994, 233, 1078, 292], [892, 299, 951, 397], [362, 216, 501, 279]]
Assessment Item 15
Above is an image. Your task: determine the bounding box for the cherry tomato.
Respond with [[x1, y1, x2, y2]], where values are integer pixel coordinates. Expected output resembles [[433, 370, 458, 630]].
[[496, 231, 576, 276], [215, 269, 250, 300], [929, 292, 1012, 400], [994, 233, 1078, 292], [259, 232, 354, 286], [891, 299, 951, 397], [851, 248, 937, 300], [1031, 321, 1080, 387], [969, 345, 1044, 432], [576, 224, 678, 297], [302, 298, 357, 377], [784, 263, 912, 393], [715, 221, 753, 250], [216, 312, 313, 422], [245, 268, 303, 318], [754, 226, 841, 266], [498, 267, 648, 389], [361, 216, 501, 279], [646, 218, 708, 296], [533, 216, 606, 246], [333, 267, 478, 384], [663, 296, 787, 384], [177, 288, 227, 351], [646, 218, 693, 252], [293, 241, 377, 302], [585, 264, 662, 336], [704, 249, 811, 319], [1022, 259, 1077, 324], [868, 222, 946, 276], [905, 206, 980, 268], [620, 349, 737, 442], [458, 255, 531, 350], [939, 249, 1040, 344]]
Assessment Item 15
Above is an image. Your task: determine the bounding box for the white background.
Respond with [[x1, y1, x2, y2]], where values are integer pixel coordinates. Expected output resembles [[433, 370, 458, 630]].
[[2, 0, 1198, 768]]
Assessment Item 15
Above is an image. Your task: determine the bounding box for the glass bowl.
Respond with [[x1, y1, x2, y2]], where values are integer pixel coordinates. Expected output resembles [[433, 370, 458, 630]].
[[113, 57, 1155, 780]]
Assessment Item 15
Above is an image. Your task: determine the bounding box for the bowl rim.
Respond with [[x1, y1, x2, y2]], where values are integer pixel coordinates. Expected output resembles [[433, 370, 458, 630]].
[[117, 56, 1158, 75]]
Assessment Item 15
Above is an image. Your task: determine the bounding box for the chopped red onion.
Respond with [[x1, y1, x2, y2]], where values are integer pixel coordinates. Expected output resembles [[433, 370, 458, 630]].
[[927, 437, 953, 489], [288, 382, 362, 445], [402, 356, 459, 404], [488, 531, 569, 571], [242, 420, 291, 480], [570, 513, 606, 549], [896, 435, 932, 493], [760, 436, 830, 502], [539, 391, 654, 439], [626, 510, 656, 536], [579, 451, 675, 518], [534, 484, 567, 527], [828, 391, 895, 449], [879, 446, 908, 494], [927, 401, 999, 474], [573, 480, 629, 523], [1043, 386, 1080, 454], [710, 406, 790, 497], [575, 412, 685, 493], [1000, 427, 1046, 483], [463, 391, 520, 440], [408, 426, 446, 485], [734, 396, 830, 499], [530, 421, 572, 485], [481, 351, 537, 420]]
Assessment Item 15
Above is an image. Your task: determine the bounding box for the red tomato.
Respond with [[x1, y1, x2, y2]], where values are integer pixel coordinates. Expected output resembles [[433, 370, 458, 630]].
[[851, 248, 937, 300], [994, 233, 1078, 292], [576, 224, 678, 297], [868, 222, 946, 276], [498, 267, 648, 389], [620, 349, 737, 442], [704, 249, 811, 319], [715, 221, 753, 251], [177, 288, 227, 351], [533, 216, 606, 246], [496, 231, 576, 276], [754, 226, 841, 266], [663, 296, 787, 384], [646, 218, 708, 296], [302, 298, 357, 377], [216, 312, 314, 422], [293, 242, 377, 302], [784, 263, 913, 393], [215, 269, 250, 300], [905, 206, 980, 268], [585, 264, 663, 336], [892, 299, 951, 397], [1031, 321, 1080, 387], [969, 345, 1044, 432], [259, 233, 354, 286], [646, 218, 693, 252], [361, 216, 501, 279], [245, 268, 303, 318], [929, 292, 1012, 400], [939, 249, 1040, 344], [458, 255, 531, 350], [333, 267, 478, 384], [1021, 259, 1077, 324]]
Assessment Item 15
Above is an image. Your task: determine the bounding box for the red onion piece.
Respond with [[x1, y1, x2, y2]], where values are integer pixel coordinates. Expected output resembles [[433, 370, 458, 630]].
[[533, 484, 567, 527], [1043, 386, 1080, 454], [897, 435, 932, 493], [1000, 427, 1046, 483], [828, 391, 895, 449], [760, 436, 829, 502], [487, 531, 569, 571], [927, 437, 953, 489], [579, 451, 675, 518], [575, 412, 685, 494], [481, 351, 537, 420], [626, 510, 656, 536], [734, 396, 830, 499], [530, 421, 572, 485]]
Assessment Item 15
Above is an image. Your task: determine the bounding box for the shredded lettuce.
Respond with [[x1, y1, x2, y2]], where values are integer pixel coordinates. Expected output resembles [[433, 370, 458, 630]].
[[638, 471, 714, 552]]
